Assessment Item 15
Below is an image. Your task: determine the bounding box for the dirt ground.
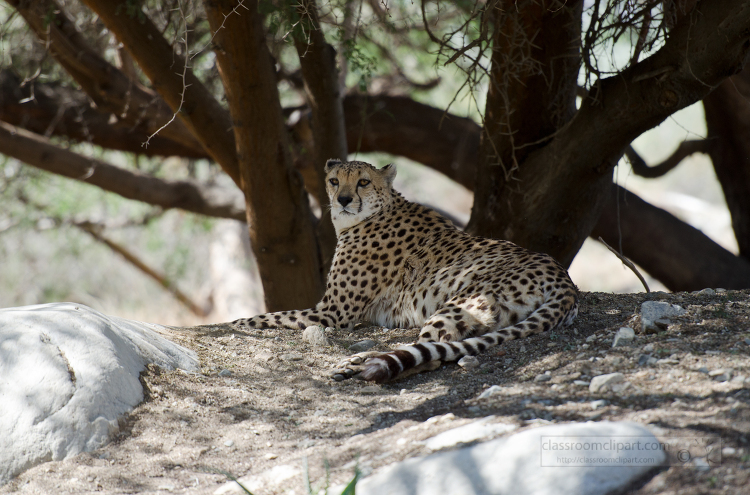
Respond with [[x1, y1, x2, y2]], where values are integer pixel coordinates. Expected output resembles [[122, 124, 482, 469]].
[[3, 290, 750, 495]]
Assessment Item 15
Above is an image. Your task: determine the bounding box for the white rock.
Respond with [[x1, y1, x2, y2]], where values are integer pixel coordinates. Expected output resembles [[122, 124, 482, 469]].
[[590, 399, 608, 410], [589, 373, 625, 393], [641, 301, 685, 333], [357, 422, 665, 495], [302, 326, 329, 346], [458, 356, 480, 369], [612, 327, 635, 347], [0, 303, 199, 485]]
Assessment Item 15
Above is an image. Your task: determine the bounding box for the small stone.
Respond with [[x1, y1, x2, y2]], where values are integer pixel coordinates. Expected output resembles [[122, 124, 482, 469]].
[[637, 354, 652, 366], [591, 399, 608, 410], [575, 353, 586, 360], [709, 369, 732, 382], [730, 374, 746, 383], [722, 447, 737, 456], [586, 334, 597, 343], [697, 367, 709, 374], [302, 326, 329, 346], [573, 380, 590, 387], [478, 385, 503, 399], [361, 386, 380, 394], [589, 372, 625, 393], [611, 382, 631, 394], [642, 343, 655, 352], [280, 353, 304, 362], [691, 457, 710, 471], [218, 369, 232, 377], [332, 373, 345, 381], [716, 288, 726, 293], [744, 338, 750, 346], [641, 301, 685, 334], [349, 339, 377, 353], [534, 373, 552, 383], [612, 327, 636, 347], [224, 440, 234, 447], [458, 356, 480, 369], [695, 288, 716, 296], [264, 453, 278, 460], [656, 358, 680, 365]]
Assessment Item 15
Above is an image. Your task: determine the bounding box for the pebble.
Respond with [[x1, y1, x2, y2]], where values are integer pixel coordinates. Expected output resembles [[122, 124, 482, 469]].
[[691, 457, 710, 471], [697, 367, 709, 374], [349, 339, 377, 353], [575, 353, 586, 360], [586, 334, 597, 343], [591, 399, 608, 410], [224, 440, 234, 447], [612, 327, 635, 347], [641, 301, 685, 334], [218, 369, 232, 377], [264, 453, 278, 460], [722, 447, 737, 456], [478, 385, 503, 399], [642, 343, 655, 352], [360, 386, 381, 394], [637, 354, 652, 366], [694, 288, 716, 296], [302, 326, 329, 346], [573, 380, 590, 387], [534, 373, 552, 383], [744, 338, 750, 346], [708, 369, 732, 382], [458, 356, 480, 369], [280, 353, 304, 362], [589, 372, 625, 393]]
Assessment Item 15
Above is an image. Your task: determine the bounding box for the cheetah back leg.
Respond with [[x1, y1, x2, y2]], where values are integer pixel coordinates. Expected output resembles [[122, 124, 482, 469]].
[[417, 302, 491, 343]]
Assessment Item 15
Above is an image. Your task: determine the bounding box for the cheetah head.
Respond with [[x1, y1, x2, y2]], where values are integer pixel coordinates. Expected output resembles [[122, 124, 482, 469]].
[[324, 159, 397, 235]]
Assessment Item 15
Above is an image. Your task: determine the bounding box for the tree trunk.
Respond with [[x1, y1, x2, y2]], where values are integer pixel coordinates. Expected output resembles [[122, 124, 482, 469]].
[[467, 0, 583, 262], [204, 0, 324, 311], [292, 0, 347, 272], [703, 66, 750, 260]]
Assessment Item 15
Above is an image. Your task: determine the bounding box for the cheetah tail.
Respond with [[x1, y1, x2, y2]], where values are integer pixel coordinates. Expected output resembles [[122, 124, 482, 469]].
[[360, 301, 579, 383]]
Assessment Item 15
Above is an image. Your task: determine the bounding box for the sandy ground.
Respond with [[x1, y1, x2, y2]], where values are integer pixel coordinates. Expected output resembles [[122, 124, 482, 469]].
[[3, 290, 750, 495]]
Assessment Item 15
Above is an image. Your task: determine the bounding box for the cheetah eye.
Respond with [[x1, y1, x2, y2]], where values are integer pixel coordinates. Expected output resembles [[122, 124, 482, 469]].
[[357, 179, 371, 187], [329, 178, 339, 186]]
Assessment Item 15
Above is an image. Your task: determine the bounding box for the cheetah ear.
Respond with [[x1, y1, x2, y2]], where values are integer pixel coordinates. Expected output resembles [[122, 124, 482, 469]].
[[325, 159, 342, 173], [380, 163, 397, 185]]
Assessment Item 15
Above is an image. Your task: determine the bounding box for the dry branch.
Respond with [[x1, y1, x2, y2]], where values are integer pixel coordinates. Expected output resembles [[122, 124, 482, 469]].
[[81, 0, 241, 186], [597, 236, 650, 292], [76, 222, 208, 317], [625, 140, 710, 178], [0, 121, 245, 221], [5, 0, 206, 158]]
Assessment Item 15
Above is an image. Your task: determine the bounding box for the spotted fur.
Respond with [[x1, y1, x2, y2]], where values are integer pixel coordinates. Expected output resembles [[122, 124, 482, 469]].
[[233, 159, 578, 382]]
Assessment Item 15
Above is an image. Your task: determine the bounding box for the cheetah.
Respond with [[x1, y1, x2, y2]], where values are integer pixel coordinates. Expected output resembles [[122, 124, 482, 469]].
[[233, 159, 578, 382]]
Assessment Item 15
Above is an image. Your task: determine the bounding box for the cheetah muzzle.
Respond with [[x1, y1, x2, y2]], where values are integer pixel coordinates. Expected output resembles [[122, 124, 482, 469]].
[[232, 159, 579, 383]]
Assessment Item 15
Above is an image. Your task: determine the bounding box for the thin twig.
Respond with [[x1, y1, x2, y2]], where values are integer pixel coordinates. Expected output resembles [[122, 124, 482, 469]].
[[598, 236, 650, 293], [77, 222, 209, 317]]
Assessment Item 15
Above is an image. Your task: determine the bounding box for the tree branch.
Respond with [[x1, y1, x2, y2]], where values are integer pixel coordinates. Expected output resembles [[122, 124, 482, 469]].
[[0, 69, 209, 159], [625, 140, 711, 178], [80, 0, 241, 185], [0, 121, 245, 221], [5, 0, 207, 158], [592, 184, 750, 291], [76, 222, 209, 317]]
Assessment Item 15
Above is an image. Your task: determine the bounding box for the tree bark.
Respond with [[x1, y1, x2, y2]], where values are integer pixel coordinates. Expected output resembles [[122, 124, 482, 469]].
[[292, 0, 347, 271], [703, 65, 750, 260], [467, 0, 582, 250], [592, 185, 750, 290], [204, 0, 324, 310], [470, 0, 750, 268], [0, 121, 245, 220], [80, 0, 242, 186]]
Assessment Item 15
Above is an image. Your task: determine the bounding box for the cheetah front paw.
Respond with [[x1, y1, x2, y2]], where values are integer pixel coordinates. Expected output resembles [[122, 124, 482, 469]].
[[331, 351, 383, 381]]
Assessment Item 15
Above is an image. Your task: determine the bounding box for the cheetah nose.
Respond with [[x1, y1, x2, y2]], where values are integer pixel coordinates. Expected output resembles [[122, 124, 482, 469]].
[[338, 195, 353, 208]]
